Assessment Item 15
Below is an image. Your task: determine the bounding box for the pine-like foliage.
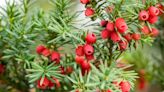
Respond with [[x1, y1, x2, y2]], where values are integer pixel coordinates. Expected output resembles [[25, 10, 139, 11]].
[[0, 0, 163, 92]]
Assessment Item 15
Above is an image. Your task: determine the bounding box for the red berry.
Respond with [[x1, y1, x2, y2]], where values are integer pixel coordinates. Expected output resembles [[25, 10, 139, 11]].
[[41, 49, 51, 57], [85, 8, 94, 17], [81, 61, 90, 76], [115, 18, 128, 34], [132, 33, 141, 41], [101, 29, 111, 39], [75, 56, 85, 65], [80, 0, 90, 4], [110, 31, 121, 43], [148, 6, 160, 16], [139, 10, 149, 21], [148, 15, 158, 24], [141, 26, 150, 35], [106, 21, 114, 31], [81, 60, 90, 69], [52, 77, 61, 88], [106, 89, 112, 92], [156, 4, 164, 15], [37, 77, 49, 89], [150, 28, 159, 37], [51, 51, 60, 64], [36, 45, 46, 54], [85, 33, 96, 44], [48, 80, 55, 88], [124, 33, 132, 42], [60, 66, 65, 75], [85, 54, 94, 61], [66, 66, 73, 74], [0, 64, 5, 74], [83, 44, 94, 55], [75, 45, 84, 56], [119, 41, 128, 51], [100, 20, 108, 27], [119, 81, 131, 92]]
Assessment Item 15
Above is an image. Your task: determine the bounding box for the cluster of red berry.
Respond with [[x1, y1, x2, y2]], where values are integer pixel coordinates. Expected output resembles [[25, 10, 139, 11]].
[[75, 33, 96, 75], [37, 77, 60, 89], [80, 0, 95, 17], [36, 45, 73, 89], [100, 18, 132, 51]]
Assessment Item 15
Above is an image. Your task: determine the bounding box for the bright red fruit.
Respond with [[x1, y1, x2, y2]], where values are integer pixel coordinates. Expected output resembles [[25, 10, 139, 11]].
[[85, 33, 96, 44], [119, 81, 131, 92], [41, 49, 51, 57], [106, 21, 114, 31], [151, 28, 159, 37], [124, 33, 132, 42], [0, 64, 5, 74], [51, 51, 60, 64], [83, 44, 94, 55], [139, 10, 149, 21], [110, 31, 121, 43], [101, 29, 111, 39], [80, 0, 90, 4], [85, 8, 94, 17], [115, 18, 128, 34], [148, 15, 158, 24], [48, 80, 55, 88], [36, 45, 46, 54], [81, 61, 90, 76], [66, 66, 73, 74], [85, 54, 94, 61], [156, 4, 164, 15], [148, 6, 160, 16], [75, 45, 84, 56], [106, 89, 112, 92], [141, 26, 150, 35], [60, 66, 65, 75], [100, 20, 108, 27], [52, 77, 61, 88], [37, 77, 49, 89], [75, 56, 85, 65], [119, 41, 128, 51], [132, 33, 141, 41]]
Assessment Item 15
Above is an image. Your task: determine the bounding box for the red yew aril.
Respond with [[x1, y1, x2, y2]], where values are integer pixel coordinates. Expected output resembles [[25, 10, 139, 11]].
[[83, 44, 94, 55], [81, 60, 90, 70], [75, 56, 85, 65], [100, 20, 108, 27], [48, 80, 55, 88], [119, 81, 131, 92], [85, 33, 96, 44], [106, 21, 114, 31], [51, 51, 60, 64], [141, 26, 150, 35], [75, 45, 84, 56], [0, 64, 5, 74], [85, 8, 95, 17], [111, 31, 121, 43], [36, 45, 46, 54], [151, 28, 159, 37], [124, 33, 132, 42], [148, 6, 160, 16], [60, 66, 65, 75], [85, 54, 94, 61], [148, 15, 158, 24], [139, 10, 149, 21], [66, 66, 73, 74], [37, 77, 49, 89], [81, 63, 90, 76], [119, 41, 128, 51], [80, 0, 90, 4], [101, 29, 111, 39], [156, 4, 164, 15], [132, 33, 141, 41], [41, 49, 51, 57], [52, 77, 61, 88], [115, 18, 128, 34]]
